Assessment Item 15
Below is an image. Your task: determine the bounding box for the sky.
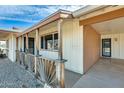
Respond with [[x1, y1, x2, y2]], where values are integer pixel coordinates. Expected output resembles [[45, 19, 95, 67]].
[[0, 5, 84, 31]]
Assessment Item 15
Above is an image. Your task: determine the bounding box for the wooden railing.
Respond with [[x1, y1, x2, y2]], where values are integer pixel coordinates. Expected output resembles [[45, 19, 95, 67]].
[[16, 50, 20, 64], [15, 50, 66, 88], [16, 50, 25, 65], [26, 53, 35, 72]]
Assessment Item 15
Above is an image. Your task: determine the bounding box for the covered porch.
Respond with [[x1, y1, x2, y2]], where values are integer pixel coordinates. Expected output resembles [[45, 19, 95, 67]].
[[75, 7, 124, 88], [16, 10, 73, 88], [80, 8, 124, 73]]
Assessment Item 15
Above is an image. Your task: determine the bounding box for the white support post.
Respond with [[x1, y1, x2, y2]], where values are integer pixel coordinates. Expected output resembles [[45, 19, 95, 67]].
[[22, 35, 24, 52], [26, 33, 29, 53], [35, 29, 39, 74], [16, 37, 18, 62], [16, 37, 18, 51], [20, 36, 22, 52], [56, 19, 65, 88]]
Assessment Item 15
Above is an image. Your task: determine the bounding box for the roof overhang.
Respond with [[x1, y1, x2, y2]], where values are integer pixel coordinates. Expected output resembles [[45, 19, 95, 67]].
[[0, 29, 18, 34], [17, 10, 72, 37], [0, 29, 19, 41], [79, 6, 124, 25], [73, 5, 110, 17]]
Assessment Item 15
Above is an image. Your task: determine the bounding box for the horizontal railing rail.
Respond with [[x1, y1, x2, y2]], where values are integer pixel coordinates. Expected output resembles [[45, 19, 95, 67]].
[[15, 50, 67, 88]]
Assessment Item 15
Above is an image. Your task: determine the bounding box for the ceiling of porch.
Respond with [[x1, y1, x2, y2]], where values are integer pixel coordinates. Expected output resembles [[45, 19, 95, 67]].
[[91, 17, 124, 34], [27, 21, 58, 37]]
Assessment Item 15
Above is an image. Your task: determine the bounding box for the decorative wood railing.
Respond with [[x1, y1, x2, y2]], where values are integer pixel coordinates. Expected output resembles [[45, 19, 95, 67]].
[[16, 50, 20, 64], [16, 50, 26, 66], [15, 50, 66, 88], [26, 53, 35, 72]]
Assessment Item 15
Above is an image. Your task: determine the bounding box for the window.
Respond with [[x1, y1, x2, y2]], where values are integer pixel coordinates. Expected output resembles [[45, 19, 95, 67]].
[[41, 33, 58, 51], [54, 33, 58, 50], [45, 34, 53, 50], [41, 37, 44, 49]]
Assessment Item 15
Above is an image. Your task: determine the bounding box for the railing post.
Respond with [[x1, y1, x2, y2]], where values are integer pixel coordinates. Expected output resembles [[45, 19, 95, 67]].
[[34, 56, 37, 74], [56, 61, 65, 88], [60, 62, 65, 87]]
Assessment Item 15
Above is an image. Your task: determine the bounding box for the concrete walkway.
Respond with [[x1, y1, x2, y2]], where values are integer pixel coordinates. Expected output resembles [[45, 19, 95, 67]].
[[73, 58, 124, 88], [0, 58, 43, 88], [65, 70, 81, 88]]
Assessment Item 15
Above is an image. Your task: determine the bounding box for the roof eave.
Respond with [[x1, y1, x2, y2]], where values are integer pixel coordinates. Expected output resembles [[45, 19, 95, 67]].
[[0, 29, 19, 33], [72, 5, 110, 17], [17, 10, 72, 37]]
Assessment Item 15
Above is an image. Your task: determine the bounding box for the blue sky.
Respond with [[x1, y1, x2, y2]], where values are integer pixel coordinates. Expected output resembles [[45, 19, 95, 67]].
[[0, 5, 84, 31]]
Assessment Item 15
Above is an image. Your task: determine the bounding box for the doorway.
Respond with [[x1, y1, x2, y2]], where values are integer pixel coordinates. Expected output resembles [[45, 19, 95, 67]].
[[102, 38, 111, 57]]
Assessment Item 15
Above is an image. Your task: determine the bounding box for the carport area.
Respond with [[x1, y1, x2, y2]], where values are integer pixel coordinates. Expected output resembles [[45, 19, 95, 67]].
[[76, 8, 124, 87], [82, 8, 124, 73], [73, 58, 124, 88]]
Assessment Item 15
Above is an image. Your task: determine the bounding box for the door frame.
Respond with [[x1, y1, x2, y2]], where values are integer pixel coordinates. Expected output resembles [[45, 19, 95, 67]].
[[102, 38, 111, 57]]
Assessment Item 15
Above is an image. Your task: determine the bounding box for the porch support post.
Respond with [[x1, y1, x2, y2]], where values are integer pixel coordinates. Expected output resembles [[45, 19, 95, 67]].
[[20, 36, 22, 52], [21, 35, 24, 52], [56, 19, 65, 88], [26, 33, 29, 53], [16, 37, 18, 51], [58, 19, 63, 60], [35, 29, 39, 56], [25, 33, 29, 69], [16, 37, 18, 62], [35, 28, 39, 74]]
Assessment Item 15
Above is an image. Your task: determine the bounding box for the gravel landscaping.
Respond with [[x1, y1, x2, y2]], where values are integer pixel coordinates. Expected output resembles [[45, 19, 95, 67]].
[[0, 58, 43, 88]]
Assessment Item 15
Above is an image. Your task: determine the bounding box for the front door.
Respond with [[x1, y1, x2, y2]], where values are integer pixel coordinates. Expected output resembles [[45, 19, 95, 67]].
[[102, 38, 111, 57]]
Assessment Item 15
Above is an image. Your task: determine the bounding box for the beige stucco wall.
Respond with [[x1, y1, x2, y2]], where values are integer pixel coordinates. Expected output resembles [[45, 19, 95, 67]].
[[36, 19, 83, 74], [62, 19, 83, 74], [101, 33, 124, 59], [83, 25, 100, 73]]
